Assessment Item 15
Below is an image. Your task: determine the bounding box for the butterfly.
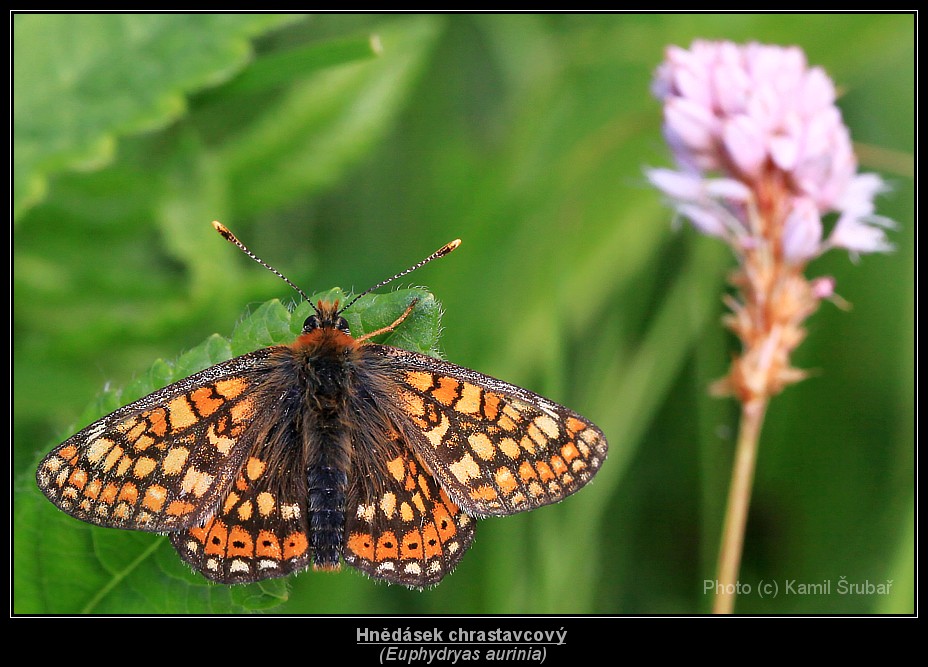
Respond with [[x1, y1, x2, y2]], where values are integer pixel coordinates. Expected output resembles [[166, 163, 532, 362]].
[[36, 222, 608, 587]]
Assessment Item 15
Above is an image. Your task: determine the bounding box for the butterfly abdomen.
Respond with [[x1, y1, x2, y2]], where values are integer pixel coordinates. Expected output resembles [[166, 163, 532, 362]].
[[307, 463, 348, 570]]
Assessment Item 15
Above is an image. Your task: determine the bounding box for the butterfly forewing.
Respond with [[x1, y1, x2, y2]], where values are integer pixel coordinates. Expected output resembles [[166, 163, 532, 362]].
[[36, 351, 275, 533], [372, 346, 608, 518]]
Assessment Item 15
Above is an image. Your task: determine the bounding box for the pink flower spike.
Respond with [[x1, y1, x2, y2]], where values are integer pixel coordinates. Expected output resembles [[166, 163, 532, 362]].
[[781, 197, 823, 263], [648, 40, 899, 616]]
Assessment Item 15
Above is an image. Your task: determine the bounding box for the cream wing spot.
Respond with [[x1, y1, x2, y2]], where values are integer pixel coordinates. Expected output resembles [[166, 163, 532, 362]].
[[380, 492, 397, 518], [449, 453, 481, 485], [424, 414, 451, 449], [467, 432, 496, 461], [180, 467, 215, 497], [207, 424, 235, 454], [533, 414, 561, 439], [256, 492, 275, 517], [162, 447, 190, 475], [455, 383, 482, 414], [357, 503, 376, 523]]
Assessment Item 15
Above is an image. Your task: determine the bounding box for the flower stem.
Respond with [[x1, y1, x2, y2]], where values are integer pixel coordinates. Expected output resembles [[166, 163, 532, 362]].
[[713, 397, 768, 614]]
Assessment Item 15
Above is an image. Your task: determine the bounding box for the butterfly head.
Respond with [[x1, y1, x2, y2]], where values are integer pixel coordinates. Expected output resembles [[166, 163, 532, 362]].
[[293, 300, 357, 353], [303, 300, 351, 336]]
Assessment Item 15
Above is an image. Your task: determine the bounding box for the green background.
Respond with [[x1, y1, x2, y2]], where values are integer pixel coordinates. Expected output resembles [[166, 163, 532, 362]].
[[13, 13, 914, 614]]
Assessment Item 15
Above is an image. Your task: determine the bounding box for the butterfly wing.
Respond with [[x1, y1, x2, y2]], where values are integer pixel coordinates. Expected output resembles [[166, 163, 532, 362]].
[[368, 345, 608, 518], [36, 349, 278, 533], [342, 425, 475, 587]]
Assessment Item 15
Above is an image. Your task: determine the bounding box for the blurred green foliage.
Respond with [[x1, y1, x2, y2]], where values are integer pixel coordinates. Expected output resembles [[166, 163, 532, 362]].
[[13, 13, 913, 614]]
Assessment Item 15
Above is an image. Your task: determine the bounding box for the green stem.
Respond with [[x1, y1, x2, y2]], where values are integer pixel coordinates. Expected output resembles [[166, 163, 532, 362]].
[[713, 397, 768, 614]]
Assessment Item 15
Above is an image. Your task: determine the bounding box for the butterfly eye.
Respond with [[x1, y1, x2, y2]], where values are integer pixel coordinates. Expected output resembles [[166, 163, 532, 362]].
[[336, 317, 351, 334], [303, 315, 321, 332]]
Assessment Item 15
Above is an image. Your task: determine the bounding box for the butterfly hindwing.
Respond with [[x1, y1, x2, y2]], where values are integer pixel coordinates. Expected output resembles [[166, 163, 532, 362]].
[[169, 446, 313, 584], [342, 426, 475, 587]]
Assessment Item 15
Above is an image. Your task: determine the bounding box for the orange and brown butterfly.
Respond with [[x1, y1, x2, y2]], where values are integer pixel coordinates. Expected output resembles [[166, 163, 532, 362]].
[[36, 222, 608, 588]]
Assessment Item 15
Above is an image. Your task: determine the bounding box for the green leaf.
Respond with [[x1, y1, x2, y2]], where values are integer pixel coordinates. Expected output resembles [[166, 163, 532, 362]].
[[350, 290, 444, 357], [228, 300, 297, 356], [12, 13, 301, 220], [215, 33, 384, 96], [15, 288, 444, 614]]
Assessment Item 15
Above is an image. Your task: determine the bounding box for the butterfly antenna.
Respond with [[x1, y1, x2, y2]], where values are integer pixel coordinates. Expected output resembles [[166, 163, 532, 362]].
[[213, 221, 312, 305], [340, 239, 461, 314]]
